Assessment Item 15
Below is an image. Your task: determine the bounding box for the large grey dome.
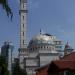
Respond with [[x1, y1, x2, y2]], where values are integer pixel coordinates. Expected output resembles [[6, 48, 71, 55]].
[[28, 33, 62, 53], [28, 33, 55, 47]]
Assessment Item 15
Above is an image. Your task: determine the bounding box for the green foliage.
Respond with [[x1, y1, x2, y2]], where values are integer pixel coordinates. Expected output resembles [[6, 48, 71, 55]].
[[0, 56, 9, 75], [66, 71, 75, 75], [0, 0, 13, 19], [13, 61, 27, 75]]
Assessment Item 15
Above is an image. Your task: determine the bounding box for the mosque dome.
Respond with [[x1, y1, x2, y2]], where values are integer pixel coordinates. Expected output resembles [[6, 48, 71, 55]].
[[65, 42, 73, 50], [28, 33, 55, 46], [28, 31, 63, 54], [64, 42, 74, 55], [28, 32, 58, 53]]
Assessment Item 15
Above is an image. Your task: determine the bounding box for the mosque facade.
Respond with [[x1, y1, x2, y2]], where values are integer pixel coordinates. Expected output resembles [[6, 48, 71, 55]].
[[19, 32, 63, 75], [19, 0, 63, 75]]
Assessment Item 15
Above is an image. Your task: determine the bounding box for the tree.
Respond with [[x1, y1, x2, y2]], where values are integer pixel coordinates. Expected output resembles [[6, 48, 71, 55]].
[[0, 56, 9, 75], [13, 60, 27, 75], [0, 0, 13, 19]]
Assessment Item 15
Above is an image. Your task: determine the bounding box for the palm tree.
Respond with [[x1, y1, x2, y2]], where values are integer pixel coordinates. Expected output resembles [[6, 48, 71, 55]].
[[0, 0, 13, 19]]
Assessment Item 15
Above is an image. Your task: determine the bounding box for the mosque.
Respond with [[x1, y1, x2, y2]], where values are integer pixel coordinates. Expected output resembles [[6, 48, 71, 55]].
[[19, 31, 63, 75], [18, 0, 74, 75]]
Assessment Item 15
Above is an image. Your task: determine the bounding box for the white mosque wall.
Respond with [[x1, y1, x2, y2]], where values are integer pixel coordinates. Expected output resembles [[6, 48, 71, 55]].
[[25, 59, 39, 66], [40, 53, 59, 66]]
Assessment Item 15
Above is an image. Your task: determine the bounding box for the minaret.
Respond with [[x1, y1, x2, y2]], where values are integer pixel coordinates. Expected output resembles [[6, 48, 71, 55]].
[[19, 0, 28, 69], [20, 0, 28, 48], [64, 42, 74, 55]]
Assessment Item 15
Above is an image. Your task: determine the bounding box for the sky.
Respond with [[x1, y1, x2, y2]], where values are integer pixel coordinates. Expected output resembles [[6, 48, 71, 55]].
[[0, 0, 75, 57]]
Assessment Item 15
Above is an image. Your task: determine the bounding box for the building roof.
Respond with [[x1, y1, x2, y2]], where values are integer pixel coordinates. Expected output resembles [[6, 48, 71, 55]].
[[48, 60, 75, 74], [53, 60, 75, 70], [61, 52, 75, 61], [48, 52, 75, 74]]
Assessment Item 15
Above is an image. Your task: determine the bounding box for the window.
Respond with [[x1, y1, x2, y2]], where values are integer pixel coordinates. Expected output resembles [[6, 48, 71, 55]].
[[44, 46, 45, 48], [23, 40, 24, 44], [23, 16, 24, 20], [23, 32, 24, 36], [41, 46, 42, 49], [23, 24, 24, 28], [23, 3, 24, 8], [56, 46, 62, 48]]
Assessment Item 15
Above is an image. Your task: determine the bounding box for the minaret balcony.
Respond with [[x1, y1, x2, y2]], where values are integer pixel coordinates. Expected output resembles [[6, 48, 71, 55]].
[[19, 10, 28, 14]]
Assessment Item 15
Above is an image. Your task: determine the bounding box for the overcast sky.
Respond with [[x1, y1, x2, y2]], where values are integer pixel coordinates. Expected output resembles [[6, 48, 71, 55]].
[[0, 0, 75, 57]]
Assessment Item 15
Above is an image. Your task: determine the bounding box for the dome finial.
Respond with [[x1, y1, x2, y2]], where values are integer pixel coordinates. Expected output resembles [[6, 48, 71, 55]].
[[67, 41, 68, 45], [40, 29, 42, 34]]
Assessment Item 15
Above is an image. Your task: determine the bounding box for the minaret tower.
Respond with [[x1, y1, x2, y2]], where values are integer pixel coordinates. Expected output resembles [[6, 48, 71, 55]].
[[20, 0, 28, 48], [64, 42, 74, 55], [19, 0, 28, 69]]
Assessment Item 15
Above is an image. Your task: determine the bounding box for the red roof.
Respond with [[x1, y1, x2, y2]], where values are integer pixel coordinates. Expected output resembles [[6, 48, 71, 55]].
[[61, 52, 75, 61], [48, 52, 75, 73], [53, 60, 75, 70]]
